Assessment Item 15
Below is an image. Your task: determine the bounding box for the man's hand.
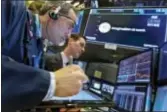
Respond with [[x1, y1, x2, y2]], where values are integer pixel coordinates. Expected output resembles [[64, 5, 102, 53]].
[[54, 65, 88, 97]]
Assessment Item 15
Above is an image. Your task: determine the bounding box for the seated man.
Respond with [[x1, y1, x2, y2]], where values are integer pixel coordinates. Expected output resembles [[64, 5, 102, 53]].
[[45, 34, 86, 71]]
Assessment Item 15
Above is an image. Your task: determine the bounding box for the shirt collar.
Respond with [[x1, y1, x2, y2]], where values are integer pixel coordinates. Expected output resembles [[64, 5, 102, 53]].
[[34, 14, 42, 38], [61, 52, 69, 65]]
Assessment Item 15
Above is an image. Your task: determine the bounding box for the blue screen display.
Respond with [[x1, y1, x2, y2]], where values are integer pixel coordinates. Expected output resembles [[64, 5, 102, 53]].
[[84, 8, 167, 48], [113, 85, 150, 112], [117, 51, 152, 83], [72, 11, 84, 34], [153, 86, 167, 111], [158, 43, 167, 80]]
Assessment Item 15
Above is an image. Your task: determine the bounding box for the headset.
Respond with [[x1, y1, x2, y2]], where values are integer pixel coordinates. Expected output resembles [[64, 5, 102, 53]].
[[49, 5, 62, 20]]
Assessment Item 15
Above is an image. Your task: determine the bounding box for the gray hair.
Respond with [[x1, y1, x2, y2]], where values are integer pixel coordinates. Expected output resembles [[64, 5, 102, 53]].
[[39, 1, 76, 16]]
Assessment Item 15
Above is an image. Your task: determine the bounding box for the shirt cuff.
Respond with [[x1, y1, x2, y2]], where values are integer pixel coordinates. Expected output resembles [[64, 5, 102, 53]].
[[42, 72, 55, 101]]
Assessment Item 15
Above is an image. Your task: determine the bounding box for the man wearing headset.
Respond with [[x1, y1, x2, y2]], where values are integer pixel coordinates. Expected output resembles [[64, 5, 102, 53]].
[[2, 1, 88, 112]]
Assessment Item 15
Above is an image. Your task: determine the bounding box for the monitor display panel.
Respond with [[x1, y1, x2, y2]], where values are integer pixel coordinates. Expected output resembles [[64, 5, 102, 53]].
[[153, 86, 167, 111], [113, 85, 151, 112], [102, 83, 114, 95], [72, 11, 84, 34], [158, 43, 167, 81], [84, 8, 167, 48], [91, 80, 101, 90], [117, 50, 152, 83]]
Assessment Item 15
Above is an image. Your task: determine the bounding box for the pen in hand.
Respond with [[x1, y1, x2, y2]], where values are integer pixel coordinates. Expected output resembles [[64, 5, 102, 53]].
[[68, 56, 73, 102], [69, 56, 73, 65]]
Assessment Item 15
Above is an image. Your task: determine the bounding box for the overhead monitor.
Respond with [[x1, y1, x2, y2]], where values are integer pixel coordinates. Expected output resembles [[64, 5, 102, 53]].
[[117, 50, 152, 84], [84, 8, 167, 48], [72, 10, 84, 34], [113, 85, 151, 112], [153, 86, 167, 111], [158, 43, 167, 82]]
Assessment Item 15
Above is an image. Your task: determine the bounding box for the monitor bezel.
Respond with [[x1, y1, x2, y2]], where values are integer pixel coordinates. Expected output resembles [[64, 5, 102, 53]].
[[72, 10, 84, 34], [112, 84, 150, 112], [115, 48, 155, 85], [157, 42, 167, 85], [83, 7, 167, 49], [79, 8, 91, 36]]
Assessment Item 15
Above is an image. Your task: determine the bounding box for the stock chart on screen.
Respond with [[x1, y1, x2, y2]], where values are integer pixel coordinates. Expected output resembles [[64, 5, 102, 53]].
[[117, 51, 152, 83]]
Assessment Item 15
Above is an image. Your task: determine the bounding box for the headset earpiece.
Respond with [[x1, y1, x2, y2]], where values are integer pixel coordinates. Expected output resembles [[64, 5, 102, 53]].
[[49, 11, 59, 20], [49, 6, 61, 20]]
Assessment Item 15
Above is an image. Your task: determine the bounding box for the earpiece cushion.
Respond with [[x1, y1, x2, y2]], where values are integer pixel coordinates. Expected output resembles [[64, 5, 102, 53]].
[[49, 11, 59, 20]]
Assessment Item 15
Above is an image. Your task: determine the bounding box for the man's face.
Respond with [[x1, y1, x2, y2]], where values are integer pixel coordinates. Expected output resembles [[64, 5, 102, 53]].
[[47, 9, 77, 45], [68, 38, 86, 59]]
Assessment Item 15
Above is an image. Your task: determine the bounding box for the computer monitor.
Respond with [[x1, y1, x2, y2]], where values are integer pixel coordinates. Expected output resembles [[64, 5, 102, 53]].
[[47, 62, 116, 103], [158, 43, 167, 82], [84, 8, 167, 48], [72, 11, 84, 34], [89, 79, 102, 95], [113, 85, 151, 112], [117, 50, 152, 84], [153, 85, 167, 111]]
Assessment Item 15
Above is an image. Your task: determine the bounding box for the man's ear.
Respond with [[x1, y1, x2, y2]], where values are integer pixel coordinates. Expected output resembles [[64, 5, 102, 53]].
[[69, 37, 73, 41], [68, 38, 73, 44]]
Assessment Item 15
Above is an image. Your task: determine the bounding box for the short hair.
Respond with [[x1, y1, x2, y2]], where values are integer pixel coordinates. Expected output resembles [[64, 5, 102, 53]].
[[70, 34, 86, 41], [64, 34, 86, 47], [38, 1, 77, 16]]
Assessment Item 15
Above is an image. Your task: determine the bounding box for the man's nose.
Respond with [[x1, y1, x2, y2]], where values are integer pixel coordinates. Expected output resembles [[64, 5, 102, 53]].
[[82, 47, 85, 52]]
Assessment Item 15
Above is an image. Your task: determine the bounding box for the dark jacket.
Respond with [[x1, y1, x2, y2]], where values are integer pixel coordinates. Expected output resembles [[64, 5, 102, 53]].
[[45, 53, 63, 71], [2, 1, 50, 111]]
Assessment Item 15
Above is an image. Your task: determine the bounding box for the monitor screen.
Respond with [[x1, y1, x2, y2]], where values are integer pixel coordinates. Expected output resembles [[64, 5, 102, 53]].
[[102, 83, 114, 95], [84, 8, 167, 48], [72, 11, 84, 34], [158, 43, 167, 81], [91, 80, 101, 90], [113, 85, 151, 112], [153, 86, 167, 111], [117, 50, 152, 83]]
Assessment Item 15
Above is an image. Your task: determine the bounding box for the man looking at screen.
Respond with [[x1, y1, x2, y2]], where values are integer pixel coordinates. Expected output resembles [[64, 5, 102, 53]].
[[2, 1, 88, 112], [45, 34, 86, 71]]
